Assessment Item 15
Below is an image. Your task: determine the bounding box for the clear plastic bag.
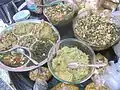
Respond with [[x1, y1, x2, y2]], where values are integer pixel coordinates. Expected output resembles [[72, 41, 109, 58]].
[[0, 68, 14, 90], [26, 0, 37, 11], [0, 78, 14, 90], [33, 79, 48, 90]]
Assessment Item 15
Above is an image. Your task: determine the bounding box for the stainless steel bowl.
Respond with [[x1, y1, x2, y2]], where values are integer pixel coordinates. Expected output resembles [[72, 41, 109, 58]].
[[48, 38, 95, 84]]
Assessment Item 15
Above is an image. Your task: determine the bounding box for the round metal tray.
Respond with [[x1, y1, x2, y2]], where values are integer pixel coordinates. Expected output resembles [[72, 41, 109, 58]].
[[0, 19, 60, 72]]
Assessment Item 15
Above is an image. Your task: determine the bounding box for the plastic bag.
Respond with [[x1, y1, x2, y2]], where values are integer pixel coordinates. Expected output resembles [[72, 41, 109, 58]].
[[85, 0, 105, 10], [43, 0, 56, 4], [111, 11, 120, 27], [26, 0, 37, 11], [33, 79, 48, 90], [113, 41, 120, 58], [102, 0, 118, 10], [110, 0, 119, 3], [0, 78, 14, 90], [0, 19, 8, 34], [0, 68, 11, 84], [34, 0, 42, 14], [0, 68, 14, 90], [26, 0, 42, 14]]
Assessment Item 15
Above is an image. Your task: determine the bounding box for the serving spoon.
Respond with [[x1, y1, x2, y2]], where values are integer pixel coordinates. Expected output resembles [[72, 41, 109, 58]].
[[16, 48, 39, 65], [68, 62, 107, 69]]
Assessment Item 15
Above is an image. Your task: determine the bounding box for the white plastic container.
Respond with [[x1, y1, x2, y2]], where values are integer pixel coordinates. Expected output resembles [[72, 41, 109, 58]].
[[13, 10, 30, 22]]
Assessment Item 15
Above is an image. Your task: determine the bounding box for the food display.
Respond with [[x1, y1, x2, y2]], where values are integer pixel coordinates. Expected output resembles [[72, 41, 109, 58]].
[[29, 67, 52, 81], [73, 13, 119, 50], [51, 46, 90, 82], [1, 0, 120, 89], [44, 2, 74, 25], [0, 50, 28, 67], [85, 82, 109, 90], [0, 32, 18, 52], [51, 83, 79, 90]]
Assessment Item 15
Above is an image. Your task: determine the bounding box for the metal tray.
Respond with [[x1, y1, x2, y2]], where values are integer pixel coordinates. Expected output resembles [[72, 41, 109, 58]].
[[0, 19, 60, 72]]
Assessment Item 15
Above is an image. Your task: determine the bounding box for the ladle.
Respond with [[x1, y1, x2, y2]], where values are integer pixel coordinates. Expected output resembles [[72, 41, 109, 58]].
[[68, 62, 107, 69]]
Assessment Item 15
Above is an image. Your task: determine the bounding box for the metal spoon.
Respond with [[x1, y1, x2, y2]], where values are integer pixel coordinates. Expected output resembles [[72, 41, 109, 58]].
[[16, 48, 39, 65], [68, 62, 107, 69]]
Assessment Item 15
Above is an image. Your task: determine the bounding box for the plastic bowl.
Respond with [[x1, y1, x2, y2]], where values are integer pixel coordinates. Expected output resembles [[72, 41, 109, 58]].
[[47, 38, 95, 84], [13, 10, 30, 22]]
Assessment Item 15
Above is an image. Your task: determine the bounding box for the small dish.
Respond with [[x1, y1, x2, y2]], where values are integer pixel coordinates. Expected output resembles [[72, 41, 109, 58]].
[[13, 10, 30, 22]]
